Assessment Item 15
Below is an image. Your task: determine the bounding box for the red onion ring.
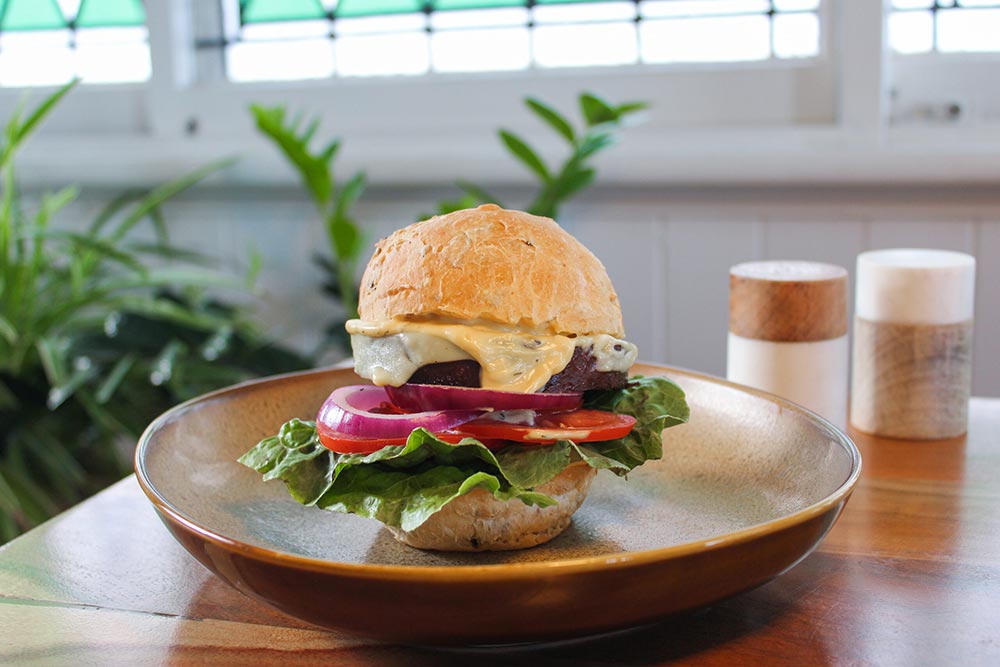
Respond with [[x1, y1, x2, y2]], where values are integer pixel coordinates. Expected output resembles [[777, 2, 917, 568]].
[[317, 385, 485, 440], [385, 383, 582, 412]]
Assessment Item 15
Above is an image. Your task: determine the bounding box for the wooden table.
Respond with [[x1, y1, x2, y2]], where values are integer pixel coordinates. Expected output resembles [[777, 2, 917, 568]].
[[1, 399, 998, 666]]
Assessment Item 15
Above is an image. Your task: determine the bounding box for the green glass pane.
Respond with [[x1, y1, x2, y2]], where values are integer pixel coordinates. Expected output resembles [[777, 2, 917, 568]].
[[0, 0, 66, 31], [75, 0, 146, 28], [432, 0, 525, 10], [241, 0, 325, 23], [535, 0, 607, 4], [335, 0, 423, 18]]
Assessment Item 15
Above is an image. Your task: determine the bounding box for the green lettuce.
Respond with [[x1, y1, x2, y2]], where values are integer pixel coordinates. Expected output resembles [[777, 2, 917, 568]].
[[238, 376, 688, 531]]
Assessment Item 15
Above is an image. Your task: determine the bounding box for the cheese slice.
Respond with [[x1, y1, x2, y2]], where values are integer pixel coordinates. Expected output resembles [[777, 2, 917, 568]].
[[347, 319, 637, 393]]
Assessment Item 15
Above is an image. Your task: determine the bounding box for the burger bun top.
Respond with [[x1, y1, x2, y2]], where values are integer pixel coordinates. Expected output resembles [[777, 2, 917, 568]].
[[357, 205, 624, 337]]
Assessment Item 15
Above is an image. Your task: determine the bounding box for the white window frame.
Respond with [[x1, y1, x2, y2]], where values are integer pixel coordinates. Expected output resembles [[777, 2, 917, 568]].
[[6, 0, 1000, 188]]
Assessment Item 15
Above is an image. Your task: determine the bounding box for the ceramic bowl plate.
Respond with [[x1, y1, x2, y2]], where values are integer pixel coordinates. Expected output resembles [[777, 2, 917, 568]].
[[135, 363, 861, 645]]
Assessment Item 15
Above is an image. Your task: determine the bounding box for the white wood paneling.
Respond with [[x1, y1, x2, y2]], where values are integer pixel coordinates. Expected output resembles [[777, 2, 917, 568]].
[[570, 201, 669, 365], [665, 216, 764, 377], [974, 221, 1000, 397], [868, 218, 976, 253]]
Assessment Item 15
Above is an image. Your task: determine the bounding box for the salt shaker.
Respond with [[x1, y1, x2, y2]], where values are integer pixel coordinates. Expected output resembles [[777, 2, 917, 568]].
[[727, 261, 849, 428], [850, 248, 976, 439]]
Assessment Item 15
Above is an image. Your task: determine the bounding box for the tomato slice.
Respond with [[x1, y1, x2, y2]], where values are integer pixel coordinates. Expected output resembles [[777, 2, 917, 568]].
[[317, 408, 636, 454], [457, 409, 636, 444]]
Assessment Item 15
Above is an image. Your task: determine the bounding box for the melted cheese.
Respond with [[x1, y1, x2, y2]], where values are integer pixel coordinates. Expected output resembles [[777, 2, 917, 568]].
[[347, 318, 638, 393]]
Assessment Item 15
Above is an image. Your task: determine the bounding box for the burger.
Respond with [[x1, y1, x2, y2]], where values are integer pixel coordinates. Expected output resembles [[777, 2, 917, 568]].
[[240, 205, 688, 551]]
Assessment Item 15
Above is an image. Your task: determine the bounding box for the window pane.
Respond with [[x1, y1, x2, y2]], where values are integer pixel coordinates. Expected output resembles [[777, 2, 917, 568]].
[[0, 30, 73, 86], [240, 0, 325, 23], [227, 39, 335, 81], [773, 0, 819, 10], [533, 1, 637, 23], [241, 20, 329, 40], [432, 0, 525, 9], [432, 26, 530, 71], [773, 12, 819, 58], [640, 1, 770, 18], [534, 22, 637, 67], [75, 0, 145, 27], [335, 0, 423, 18], [0, 0, 66, 30], [335, 31, 429, 75], [889, 10, 933, 53], [335, 14, 426, 34], [937, 7, 1000, 52], [75, 27, 150, 82], [430, 7, 529, 28], [641, 15, 771, 63]]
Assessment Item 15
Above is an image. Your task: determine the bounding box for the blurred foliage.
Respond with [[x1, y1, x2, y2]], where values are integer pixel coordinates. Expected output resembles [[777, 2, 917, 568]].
[[251, 104, 366, 355], [433, 92, 647, 220], [0, 81, 312, 543]]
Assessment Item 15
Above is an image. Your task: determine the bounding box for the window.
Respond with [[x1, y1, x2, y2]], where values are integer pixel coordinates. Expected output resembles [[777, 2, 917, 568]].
[[209, 0, 822, 83], [887, 1, 1000, 127], [4, 2, 998, 187], [0, 0, 149, 87], [889, 0, 1000, 55]]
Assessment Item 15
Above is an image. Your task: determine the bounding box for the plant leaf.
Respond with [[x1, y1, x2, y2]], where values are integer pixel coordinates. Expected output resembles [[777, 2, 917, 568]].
[[95, 353, 138, 404], [552, 167, 596, 200], [616, 101, 649, 116], [576, 133, 616, 160], [13, 79, 79, 146], [110, 158, 236, 243], [334, 171, 366, 220], [89, 190, 141, 236], [328, 217, 362, 261], [0, 314, 17, 344], [525, 97, 575, 144], [22, 229, 146, 274], [47, 363, 99, 410], [580, 92, 619, 126], [251, 104, 333, 208], [499, 130, 550, 183]]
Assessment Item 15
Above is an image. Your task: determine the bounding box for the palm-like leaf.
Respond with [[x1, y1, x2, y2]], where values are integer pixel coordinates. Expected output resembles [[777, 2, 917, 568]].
[[251, 103, 367, 344], [0, 84, 314, 544]]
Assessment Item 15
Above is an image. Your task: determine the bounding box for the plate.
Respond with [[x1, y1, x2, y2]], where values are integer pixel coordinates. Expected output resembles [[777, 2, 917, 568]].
[[135, 363, 860, 645]]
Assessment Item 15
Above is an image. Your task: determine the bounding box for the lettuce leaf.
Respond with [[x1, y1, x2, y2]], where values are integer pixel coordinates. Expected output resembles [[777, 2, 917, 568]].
[[579, 376, 690, 474], [238, 376, 688, 530]]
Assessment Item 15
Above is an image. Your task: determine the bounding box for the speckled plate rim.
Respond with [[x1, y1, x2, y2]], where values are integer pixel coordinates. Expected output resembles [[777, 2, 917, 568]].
[[135, 363, 862, 583]]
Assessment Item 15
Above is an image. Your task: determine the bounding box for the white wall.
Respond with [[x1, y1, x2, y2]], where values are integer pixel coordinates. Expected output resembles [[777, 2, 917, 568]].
[[60, 184, 1000, 397]]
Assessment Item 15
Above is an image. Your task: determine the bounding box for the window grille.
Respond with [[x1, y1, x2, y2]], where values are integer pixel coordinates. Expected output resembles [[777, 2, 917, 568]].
[[209, 0, 822, 83], [889, 0, 1000, 54], [0, 0, 149, 87]]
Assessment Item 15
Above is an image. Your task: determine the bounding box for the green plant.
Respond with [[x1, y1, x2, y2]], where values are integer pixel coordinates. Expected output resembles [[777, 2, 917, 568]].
[[251, 105, 366, 354], [0, 82, 312, 542], [435, 92, 647, 219]]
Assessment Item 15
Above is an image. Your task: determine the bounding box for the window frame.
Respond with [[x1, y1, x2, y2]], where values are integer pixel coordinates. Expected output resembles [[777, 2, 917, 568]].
[[5, 0, 1000, 188]]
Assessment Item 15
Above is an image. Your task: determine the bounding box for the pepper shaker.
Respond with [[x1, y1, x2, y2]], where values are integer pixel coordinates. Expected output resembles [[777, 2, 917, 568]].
[[850, 248, 976, 439], [727, 261, 849, 428]]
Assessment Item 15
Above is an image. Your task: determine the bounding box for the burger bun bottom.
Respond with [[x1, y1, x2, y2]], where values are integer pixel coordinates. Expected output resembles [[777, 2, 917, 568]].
[[386, 463, 597, 551]]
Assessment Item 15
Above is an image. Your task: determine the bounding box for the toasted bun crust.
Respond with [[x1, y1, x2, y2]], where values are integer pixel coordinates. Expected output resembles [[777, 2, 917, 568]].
[[358, 205, 624, 337], [386, 463, 597, 551]]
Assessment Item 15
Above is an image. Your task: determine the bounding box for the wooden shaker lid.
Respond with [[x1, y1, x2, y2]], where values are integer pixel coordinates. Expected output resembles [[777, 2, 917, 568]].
[[730, 261, 848, 342]]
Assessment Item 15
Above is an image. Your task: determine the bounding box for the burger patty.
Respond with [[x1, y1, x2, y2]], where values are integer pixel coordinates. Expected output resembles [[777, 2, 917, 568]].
[[406, 347, 629, 393]]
